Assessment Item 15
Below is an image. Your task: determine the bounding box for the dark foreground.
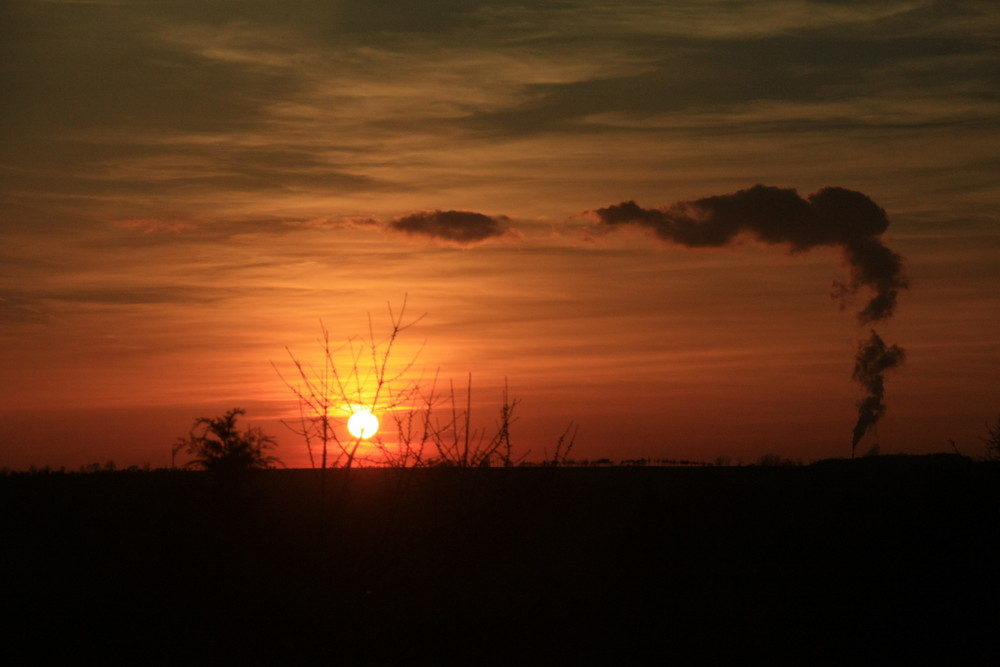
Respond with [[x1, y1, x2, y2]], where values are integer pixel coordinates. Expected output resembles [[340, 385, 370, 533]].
[[4, 455, 999, 665]]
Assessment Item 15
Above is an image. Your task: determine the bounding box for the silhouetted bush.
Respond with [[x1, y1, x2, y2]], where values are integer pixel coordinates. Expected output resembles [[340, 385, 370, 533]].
[[174, 408, 281, 479], [754, 453, 800, 466]]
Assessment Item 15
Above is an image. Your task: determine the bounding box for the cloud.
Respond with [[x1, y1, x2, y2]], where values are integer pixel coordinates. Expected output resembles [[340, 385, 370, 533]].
[[388, 210, 520, 246], [284, 216, 380, 231], [0, 295, 51, 326], [592, 184, 907, 324], [117, 219, 197, 235]]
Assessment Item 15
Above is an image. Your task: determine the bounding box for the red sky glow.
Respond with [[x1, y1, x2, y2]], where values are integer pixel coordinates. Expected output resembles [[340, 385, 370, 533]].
[[2, 0, 998, 469]]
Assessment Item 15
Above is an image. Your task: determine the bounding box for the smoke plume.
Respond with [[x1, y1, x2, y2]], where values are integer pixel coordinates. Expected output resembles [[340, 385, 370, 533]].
[[592, 184, 908, 453], [593, 185, 907, 324], [851, 331, 906, 455]]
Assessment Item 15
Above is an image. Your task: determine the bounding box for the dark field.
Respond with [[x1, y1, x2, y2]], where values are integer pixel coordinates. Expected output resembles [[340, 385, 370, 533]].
[[4, 455, 999, 665]]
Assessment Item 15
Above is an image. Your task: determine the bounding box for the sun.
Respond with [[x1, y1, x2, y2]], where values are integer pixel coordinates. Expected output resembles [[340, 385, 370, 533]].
[[347, 409, 379, 439]]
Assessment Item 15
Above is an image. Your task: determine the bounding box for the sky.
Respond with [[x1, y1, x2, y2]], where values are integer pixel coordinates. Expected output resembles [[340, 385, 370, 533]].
[[2, 0, 998, 469]]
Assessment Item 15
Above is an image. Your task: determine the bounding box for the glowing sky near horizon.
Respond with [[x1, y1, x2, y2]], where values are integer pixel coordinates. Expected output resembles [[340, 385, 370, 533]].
[[2, 0, 998, 469]]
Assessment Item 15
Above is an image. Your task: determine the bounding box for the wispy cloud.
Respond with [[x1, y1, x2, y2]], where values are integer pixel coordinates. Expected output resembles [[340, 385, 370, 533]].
[[0, 295, 52, 326], [3, 0, 996, 229], [482, 0, 931, 40]]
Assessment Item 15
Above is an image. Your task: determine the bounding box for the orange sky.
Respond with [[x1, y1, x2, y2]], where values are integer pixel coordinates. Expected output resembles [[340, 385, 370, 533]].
[[2, 1, 998, 469]]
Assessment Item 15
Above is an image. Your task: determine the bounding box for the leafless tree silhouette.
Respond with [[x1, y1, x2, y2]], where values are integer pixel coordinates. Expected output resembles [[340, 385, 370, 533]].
[[273, 296, 425, 472], [274, 297, 575, 474], [983, 414, 1000, 461]]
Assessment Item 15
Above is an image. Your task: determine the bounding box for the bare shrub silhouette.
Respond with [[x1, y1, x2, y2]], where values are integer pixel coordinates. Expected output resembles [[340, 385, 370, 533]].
[[274, 297, 426, 472], [379, 371, 581, 469], [274, 298, 566, 470], [534, 421, 577, 467], [174, 408, 281, 478], [754, 453, 800, 467], [983, 414, 1000, 461], [396, 374, 528, 468]]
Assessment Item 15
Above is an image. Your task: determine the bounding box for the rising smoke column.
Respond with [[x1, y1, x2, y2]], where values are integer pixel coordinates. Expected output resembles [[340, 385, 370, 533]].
[[592, 184, 908, 453], [851, 331, 906, 456]]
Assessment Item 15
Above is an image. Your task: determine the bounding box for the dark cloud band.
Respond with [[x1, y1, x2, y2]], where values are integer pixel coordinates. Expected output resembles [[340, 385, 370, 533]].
[[388, 210, 516, 246]]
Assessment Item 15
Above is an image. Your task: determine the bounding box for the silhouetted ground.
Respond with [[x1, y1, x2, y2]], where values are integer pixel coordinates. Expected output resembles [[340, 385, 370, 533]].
[[4, 454, 998, 665]]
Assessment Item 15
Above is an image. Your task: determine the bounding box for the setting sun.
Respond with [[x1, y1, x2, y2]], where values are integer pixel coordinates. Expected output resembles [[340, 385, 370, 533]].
[[347, 409, 379, 439], [2, 0, 997, 477]]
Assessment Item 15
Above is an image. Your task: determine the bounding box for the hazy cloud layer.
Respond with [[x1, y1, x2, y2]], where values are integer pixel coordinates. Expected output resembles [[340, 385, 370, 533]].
[[388, 210, 519, 246], [593, 185, 908, 324], [0, 295, 51, 326], [3, 0, 996, 229]]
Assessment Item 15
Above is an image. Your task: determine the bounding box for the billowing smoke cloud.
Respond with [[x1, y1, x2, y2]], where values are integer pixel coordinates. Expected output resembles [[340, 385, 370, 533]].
[[592, 184, 908, 454], [388, 210, 519, 246], [851, 331, 906, 455], [594, 185, 907, 324]]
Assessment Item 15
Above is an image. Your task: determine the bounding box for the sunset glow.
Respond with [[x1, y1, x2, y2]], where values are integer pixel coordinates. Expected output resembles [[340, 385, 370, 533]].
[[1, 1, 998, 470], [347, 409, 379, 440]]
